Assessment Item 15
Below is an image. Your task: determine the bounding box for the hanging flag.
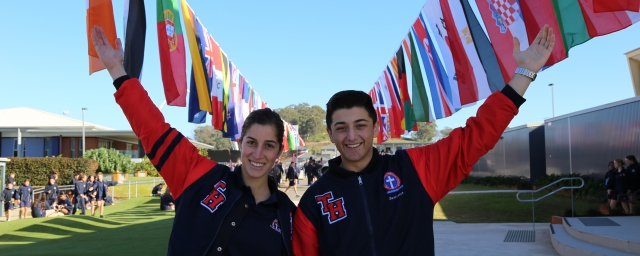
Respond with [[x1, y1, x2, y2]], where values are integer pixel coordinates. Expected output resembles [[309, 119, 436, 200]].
[[461, 0, 505, 93], [207, 35, 224, 130], [240, 78, 251, 131], [517, 0, 568, 67], [594, 0, 640, 12], [392, 47, 415, 132], [288, 123, 296, 151], [379, 73, 403, 138], [156, 0, 187, 106], [299, 136, 306, 147], [123, 0, 146, 80], [473, 0, 530, 84], [374, 83, 390, 143], [87, 0, 117, 75], [420, 8, 460, 109], [221, 51, 231, 132], [223, 62, 239, 139], [407, 31, 432, 123], [412, 16, 455, 119], [181, 0, 212, 113], [282, 121, 290, 152], [187, 67, 206, 123], [369, 87, 386, 144]]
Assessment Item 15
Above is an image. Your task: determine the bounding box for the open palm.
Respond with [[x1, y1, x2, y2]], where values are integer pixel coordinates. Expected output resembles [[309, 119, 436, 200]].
[[91, 25, 124, 71], [513, 25, 556, 73]]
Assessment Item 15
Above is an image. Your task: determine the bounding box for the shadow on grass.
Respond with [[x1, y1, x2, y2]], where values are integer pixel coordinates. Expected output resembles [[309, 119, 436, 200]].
[[0, 198, 174, 255]]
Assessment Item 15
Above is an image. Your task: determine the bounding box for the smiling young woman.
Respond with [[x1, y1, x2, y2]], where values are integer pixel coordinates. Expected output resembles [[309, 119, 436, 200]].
[[90, 26, 297, 256]]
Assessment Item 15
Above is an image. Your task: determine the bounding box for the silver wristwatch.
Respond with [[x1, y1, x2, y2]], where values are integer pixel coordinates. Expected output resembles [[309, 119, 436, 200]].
[[515, 67, 537, 81]]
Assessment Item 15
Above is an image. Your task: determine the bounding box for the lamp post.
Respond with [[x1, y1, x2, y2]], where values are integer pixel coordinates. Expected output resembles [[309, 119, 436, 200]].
[[82, 108, 87, 156], [549, 83, 555, 118]]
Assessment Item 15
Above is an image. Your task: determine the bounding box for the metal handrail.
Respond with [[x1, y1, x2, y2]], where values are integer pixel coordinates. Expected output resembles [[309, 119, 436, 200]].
[[516, 177, 584, 235], [32, 179, 165, 201], [516, 177, 584, 202]]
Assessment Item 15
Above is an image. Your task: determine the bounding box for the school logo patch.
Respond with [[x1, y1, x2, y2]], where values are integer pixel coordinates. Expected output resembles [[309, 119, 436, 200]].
[[200, 181, 227, 213], [315, 191, 347, 224], [271, 219, 281, 233], [383, 172, 403, 194]]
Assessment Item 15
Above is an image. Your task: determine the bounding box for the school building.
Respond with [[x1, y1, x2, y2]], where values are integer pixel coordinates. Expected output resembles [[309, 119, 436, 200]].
[[0, 107, 213, 159]]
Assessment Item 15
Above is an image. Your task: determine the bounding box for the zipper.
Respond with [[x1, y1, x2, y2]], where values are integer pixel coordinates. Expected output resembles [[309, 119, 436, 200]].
[[358, 176, 377, 256]]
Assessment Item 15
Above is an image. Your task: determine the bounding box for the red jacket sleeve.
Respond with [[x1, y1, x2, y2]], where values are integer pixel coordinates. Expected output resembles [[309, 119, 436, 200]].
[[406, 91, 518, 203], [114, 78, 216, 199], [292, 208, 320, 256]]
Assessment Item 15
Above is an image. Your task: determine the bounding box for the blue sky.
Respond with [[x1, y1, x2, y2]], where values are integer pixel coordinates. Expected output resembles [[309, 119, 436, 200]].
[[1, 0, 639, 139]]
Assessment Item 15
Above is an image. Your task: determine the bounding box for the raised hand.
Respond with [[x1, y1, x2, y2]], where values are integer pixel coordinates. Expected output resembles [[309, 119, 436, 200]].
[[513, 25, 555, 73], [91, 26, 123, 70]]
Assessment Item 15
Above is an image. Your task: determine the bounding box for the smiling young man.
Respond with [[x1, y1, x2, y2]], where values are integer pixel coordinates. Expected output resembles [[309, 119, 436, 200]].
[[292, 26, 556, 255]]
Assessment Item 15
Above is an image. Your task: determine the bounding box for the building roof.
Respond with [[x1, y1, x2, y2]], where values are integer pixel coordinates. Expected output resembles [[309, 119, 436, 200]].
[[0, 107, 112, 131]]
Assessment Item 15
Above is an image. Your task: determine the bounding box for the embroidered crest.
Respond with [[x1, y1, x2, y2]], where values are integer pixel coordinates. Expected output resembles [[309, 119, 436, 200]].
[[271, 219, 281, 233], [315, 191, 347, 224], [200, 181, 227, 213], [383, 172, 403, 194]]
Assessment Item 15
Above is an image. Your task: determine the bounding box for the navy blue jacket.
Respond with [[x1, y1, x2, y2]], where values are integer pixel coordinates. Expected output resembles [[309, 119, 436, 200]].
[[1, 188, 17, 202], [17, 185, 33, 202], [114, 77, 297, 255], [93, 180, 118, 199], [45, 184, 59, 201], [293, 86, 525, 255]]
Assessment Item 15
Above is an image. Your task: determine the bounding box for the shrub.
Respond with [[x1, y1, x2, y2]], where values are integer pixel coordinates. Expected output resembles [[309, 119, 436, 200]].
[[134, 156, 160, 177], [6, 156, 98, 186], [83, 148, 135, 174]]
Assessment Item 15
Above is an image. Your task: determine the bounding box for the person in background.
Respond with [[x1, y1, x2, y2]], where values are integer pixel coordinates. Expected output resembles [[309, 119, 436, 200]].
[[50, 172, 59, 182], [283, 162, 300, 197], [625, 155, 639, 214], [70, 174, 79, 185], [152, 182, 165, 196], [91, 172, 121, 218], [1, 182, 17, 221], [44, 178, 59, 209], [604, 161, 616, 206], [7, 172, 16, 186], [56, 194, 73, 215], [32, 194, 58, 218], [160, 187, 175, 211], [73, 175, 89, 215], [306, 159, 315, 186], [608, 159, 631, 214], [86, 175, 96, 210], [18, 179, 33, 219]]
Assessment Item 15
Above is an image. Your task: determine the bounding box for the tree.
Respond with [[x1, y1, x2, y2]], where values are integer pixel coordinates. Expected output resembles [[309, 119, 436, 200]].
[[275, 103, 326, 141], [83, 148, 135, 173], [194, 126, 232, 150], [416, 122, 438, 142], [440, 126, 454, 139]]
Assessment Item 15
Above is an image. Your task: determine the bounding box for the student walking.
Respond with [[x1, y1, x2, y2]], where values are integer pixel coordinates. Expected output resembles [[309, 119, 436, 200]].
[[1, 182, 17, 221], [17, 179, 33, 220], [283, 162, 299, 197], [91, 172, 120, 218]]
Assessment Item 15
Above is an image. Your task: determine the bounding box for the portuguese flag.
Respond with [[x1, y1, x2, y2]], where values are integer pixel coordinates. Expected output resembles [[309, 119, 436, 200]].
[[157, 0, 187, 107]]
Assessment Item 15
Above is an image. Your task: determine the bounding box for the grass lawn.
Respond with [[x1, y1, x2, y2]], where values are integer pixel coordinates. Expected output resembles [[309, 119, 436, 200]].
[[112, 177, 165, 200], [435, 184, 602, 223], [0, 197, 173, 255]]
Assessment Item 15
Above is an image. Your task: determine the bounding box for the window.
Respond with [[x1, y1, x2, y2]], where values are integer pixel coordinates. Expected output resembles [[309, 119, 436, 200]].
[[13, 139, 17, 157], [71, 138, 75, 158], [44, 138, 51, 157], [126, 143, 132, 151], [98, 139, 113, 149]]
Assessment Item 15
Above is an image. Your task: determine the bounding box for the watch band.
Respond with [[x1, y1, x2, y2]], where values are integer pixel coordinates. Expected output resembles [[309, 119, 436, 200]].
[[515, 67, 537, 81]]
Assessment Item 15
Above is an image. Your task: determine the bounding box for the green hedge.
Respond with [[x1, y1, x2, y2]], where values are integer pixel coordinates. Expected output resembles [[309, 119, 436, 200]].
[[6, 157, 98, 186]]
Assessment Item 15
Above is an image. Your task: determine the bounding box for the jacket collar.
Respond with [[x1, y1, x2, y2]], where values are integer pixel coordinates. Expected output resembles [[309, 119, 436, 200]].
[[328, 147, 380, 178], [232, 165, 279, 206]]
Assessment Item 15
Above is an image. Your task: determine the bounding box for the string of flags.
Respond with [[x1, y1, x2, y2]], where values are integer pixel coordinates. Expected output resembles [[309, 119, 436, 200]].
[[368, 0, 640, 144], [86, 0, 305, 151], [86, 0, 640, 148]]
